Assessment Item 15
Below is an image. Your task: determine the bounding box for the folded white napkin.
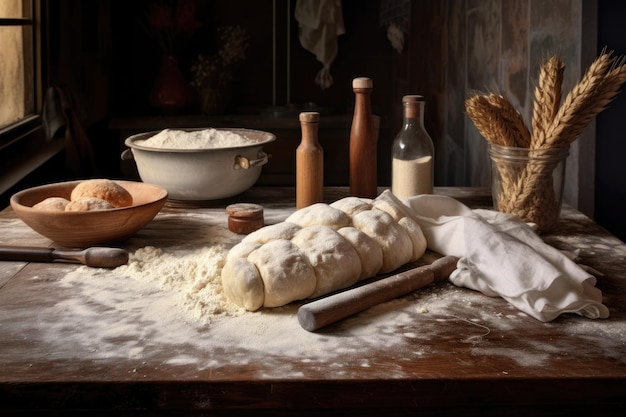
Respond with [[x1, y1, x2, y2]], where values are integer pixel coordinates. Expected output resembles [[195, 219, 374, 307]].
[[377, 190, 609, 322]]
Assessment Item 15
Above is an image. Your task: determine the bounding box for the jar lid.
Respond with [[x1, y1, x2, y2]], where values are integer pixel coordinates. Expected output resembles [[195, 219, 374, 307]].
[[226, 203, 264, 219], [226, 203, 264, 234]]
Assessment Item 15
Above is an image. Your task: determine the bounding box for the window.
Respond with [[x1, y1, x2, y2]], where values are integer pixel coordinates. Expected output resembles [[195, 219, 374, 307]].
[[0, 0, 36, 134], [0, 1, 56, 199]]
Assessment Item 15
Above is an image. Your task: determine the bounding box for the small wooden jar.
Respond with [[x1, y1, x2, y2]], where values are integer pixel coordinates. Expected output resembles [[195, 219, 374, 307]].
[[226, 203, 264, 234]]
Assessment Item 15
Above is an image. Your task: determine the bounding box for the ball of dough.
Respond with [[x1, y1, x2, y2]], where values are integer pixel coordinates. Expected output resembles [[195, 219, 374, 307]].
[[32, 197, 70, 211], [246, 239, 317, 307], [330, 196, 373, 216], [70, 179, 133, 208], [372, 198, 410, 222], [337, 226, 384, 280], [242, 221, 301, 244], [226, 241, 262, 262], [291, 225, 362, 298], [352, 209, 413, 273], [65, 197, 115, 212], [221, 257, 265, 311], [399, 216, 427, 262], [285, 203, 351, 230]]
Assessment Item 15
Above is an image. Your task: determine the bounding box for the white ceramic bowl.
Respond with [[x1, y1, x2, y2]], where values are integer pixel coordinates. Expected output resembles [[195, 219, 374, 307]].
[[122, 128, 276, 202]]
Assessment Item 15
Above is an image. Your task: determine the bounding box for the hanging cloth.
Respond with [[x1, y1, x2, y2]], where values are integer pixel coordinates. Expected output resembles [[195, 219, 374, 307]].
[[295, 0, 345, 90]]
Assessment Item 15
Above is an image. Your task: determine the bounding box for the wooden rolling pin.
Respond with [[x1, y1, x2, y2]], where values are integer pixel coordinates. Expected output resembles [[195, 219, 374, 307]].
[[297, 255, 459, 332], [0, 246, 129, 268]]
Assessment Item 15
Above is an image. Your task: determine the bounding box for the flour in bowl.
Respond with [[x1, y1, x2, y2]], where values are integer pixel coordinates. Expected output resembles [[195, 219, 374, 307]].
[[137, 128, 255, 149]]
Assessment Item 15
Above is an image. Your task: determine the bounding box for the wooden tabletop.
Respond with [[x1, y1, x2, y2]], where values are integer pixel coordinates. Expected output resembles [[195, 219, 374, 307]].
[[1, 187, 625, 416]]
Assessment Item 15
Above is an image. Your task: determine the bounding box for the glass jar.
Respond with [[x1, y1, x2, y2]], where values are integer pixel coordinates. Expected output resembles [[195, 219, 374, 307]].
[[391, 95, 434, 199], [488, 143, 570, 232]]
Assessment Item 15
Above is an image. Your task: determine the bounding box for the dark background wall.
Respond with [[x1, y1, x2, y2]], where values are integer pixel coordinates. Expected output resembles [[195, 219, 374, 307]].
[[596, 0, 626, 241], [2, 0, 625, 241]]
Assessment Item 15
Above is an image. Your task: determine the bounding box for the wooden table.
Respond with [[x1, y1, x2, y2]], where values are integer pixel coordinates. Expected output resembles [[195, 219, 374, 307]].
[[1, 187, 625, 416]]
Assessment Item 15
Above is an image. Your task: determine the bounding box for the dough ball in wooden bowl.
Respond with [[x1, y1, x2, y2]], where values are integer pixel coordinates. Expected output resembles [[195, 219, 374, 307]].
[[10, 180, 168, 247], [65, 197, 114, 212], [32, 197, 70, 211], [70, 179, 133, 208]]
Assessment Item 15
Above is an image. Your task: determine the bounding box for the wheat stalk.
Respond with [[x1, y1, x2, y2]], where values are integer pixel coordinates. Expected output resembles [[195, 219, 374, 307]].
[[530, 54, 565, 149], [486, 94, 531, 148], [465, 94, 525, 147], [544, 55, 626, 147], [468, 50, 626, 231]]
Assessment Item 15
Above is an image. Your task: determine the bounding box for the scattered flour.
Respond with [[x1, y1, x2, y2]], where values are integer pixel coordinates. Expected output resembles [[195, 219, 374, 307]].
[[71, 244, 245, 325], [137, 128, 255, 149]]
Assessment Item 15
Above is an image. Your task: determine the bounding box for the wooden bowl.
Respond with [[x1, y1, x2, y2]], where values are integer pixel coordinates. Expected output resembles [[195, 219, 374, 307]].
[[10, 180, 168, 247]]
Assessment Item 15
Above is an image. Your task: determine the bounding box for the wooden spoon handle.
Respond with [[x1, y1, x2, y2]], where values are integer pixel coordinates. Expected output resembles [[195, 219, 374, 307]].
[[297, 255, 459, 332]]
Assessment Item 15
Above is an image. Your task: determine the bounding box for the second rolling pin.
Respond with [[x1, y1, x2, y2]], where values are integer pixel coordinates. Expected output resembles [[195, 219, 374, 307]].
[[297, 255, 459, 332]]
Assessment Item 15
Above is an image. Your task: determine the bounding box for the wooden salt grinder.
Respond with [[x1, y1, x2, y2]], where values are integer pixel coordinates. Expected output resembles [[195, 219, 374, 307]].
[[296, 112, 324, 209], [349, 77, 377, 199]]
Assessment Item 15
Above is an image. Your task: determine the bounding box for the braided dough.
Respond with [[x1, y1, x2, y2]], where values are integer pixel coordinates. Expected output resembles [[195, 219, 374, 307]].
[[221, 190, 427, 310]]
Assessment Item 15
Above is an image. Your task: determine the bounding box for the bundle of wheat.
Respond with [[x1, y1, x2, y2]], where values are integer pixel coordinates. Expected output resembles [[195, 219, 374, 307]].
[[466, 50, 626, 231]]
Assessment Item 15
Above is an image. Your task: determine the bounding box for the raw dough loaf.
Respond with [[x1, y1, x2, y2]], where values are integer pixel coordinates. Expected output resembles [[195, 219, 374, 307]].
[[221, 257, 265, 311], [336, 226, 383, 280], [65, 197, 114, 211], [70, 179, 133, 208], [330, 196, 372, 216], [246, 239, 317, 307], [221, 189, 428, 310], [352, 209, 413, 273], [285, 203, 351, 230], [33, 197, 70, 211], [291, 225, 361, 297], [242, 221, 301, 244]]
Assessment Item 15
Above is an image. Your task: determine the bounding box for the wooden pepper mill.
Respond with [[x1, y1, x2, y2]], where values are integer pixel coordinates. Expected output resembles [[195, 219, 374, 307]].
[[349, 77, 377, 198], [296, 111, 324, 209]]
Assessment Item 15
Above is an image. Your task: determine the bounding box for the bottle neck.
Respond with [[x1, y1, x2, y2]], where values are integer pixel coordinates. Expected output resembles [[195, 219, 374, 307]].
[[403, 101, 424, 126]]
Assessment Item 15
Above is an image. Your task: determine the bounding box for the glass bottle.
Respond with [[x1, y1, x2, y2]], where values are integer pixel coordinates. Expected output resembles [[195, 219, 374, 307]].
[[391, 95, 434, 199], [349, 77, 377, 198], [296, 112, 324, 208]]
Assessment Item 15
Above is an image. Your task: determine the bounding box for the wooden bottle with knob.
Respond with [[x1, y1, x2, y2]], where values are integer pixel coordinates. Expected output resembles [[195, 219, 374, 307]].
[[349, 77, 377, 198], [296, 111, 324, 209]]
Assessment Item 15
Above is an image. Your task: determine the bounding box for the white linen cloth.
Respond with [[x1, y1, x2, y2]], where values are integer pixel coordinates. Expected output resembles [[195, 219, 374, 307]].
[[295, 0, 345, 89], [376, 190, 610, 322]]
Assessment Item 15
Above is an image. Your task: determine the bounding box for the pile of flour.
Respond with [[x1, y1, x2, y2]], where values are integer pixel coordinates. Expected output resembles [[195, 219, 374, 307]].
[[137, 128, 255, 149], [70, 244, 246, 326]]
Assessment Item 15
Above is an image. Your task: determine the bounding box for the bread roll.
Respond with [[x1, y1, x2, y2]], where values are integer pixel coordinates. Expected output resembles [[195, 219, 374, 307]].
[[71, 179, 132, 208], [65, 197, 114, 211], [33, 197, 70, 211]]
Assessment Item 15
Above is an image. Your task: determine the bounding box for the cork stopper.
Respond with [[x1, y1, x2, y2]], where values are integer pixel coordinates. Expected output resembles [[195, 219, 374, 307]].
[[402, 95, 424, 103], [403, 95, 424, 119], [226, 203, 264, 234], [299, 112, 320, 123], [352, 77, 373, 89]]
